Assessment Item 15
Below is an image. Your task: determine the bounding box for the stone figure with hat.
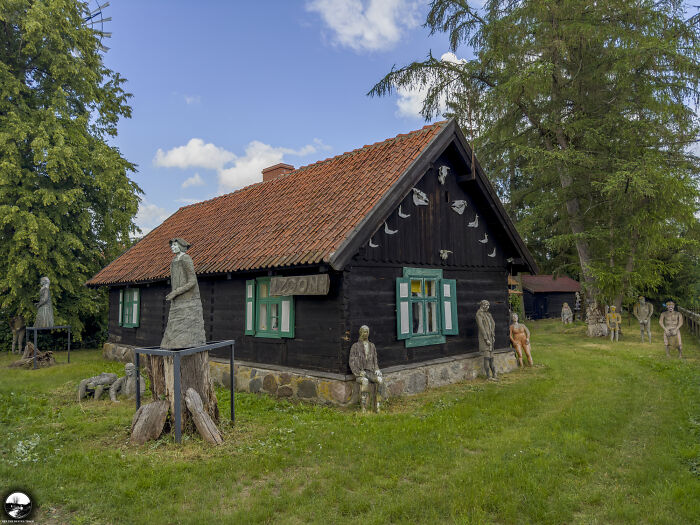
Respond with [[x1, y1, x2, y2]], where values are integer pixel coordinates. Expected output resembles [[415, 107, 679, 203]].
[[659, 301, 683, 358], [606, 306, 621, 342], [348, 325, 385, 412], [160, 238, 206, 349], [476, 299, 497, 379], [633, 296, 654, 343]]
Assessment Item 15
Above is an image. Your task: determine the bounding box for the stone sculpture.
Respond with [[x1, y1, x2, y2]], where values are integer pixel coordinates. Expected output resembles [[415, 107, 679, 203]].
[[348, 325, 384, 412], [34, 277, 54, 328], [160, 238, 206, 349], [509, 313, 533, 367], [659, 301, 683, 358], [78, 372, 118, 401], [109, 363, 146, 402], [586, 300, 608, 337], [633, 296, 654, 343], [561, 302, 573, 324], [10, 315, 25, 354], [606, 306, 622, 342], [574, 292, 581, 319], [476, 300, 497, 379]]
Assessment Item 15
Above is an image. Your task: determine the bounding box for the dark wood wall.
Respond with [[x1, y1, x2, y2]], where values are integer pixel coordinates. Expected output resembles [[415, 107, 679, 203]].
[[108, 268, 345, 373], [523, 290, 577, 319]]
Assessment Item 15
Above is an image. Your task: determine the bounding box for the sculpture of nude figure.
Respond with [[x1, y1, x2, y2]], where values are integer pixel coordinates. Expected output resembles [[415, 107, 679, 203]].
[[509, 313, 533, 367], [633, 296, 654, 343], [606, 306, 622, 342], [659, 301, 683, 358]]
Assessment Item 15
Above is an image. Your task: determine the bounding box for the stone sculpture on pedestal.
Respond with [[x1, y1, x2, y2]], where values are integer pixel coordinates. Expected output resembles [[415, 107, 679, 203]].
[[561, 303, 573, 324], [476, 300, 497, 380], [110, 363, 146, 402], [659, 301, 683, 358], [633, 296, 653, 343], [509, 313, 533, 367], [160, 238, 206, 349], [606, 306, 622, 342], [34, 277, 54, 328], [349, 325, 384, 412]]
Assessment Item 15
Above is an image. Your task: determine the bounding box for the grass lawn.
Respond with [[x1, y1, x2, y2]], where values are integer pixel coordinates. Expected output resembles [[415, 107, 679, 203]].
[[1, 317, 698, 524]]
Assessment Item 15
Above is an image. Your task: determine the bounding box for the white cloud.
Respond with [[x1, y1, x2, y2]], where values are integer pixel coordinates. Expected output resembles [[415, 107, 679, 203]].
[[153, 138, 236, 170], [135, 201, 171, 235], [395, 52, 467, 119], [184, 95, 201, 105], [306, 0, 420, 52], [181, 173, 205, 189]]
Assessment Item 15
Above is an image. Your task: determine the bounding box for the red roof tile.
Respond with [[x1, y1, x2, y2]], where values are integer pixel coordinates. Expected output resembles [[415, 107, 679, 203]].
[[521, 275, 580, 293], [88, 122, 448, 285]]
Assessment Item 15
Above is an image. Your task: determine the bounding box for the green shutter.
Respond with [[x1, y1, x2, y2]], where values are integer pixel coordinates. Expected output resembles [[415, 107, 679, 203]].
[[132, 288, 140, 328], [440, 279, 458, 335], [244, 280, 256, 335], [118, 289, 123, 326], [396, 277, 411, 340], [279, 296, 294, 338]]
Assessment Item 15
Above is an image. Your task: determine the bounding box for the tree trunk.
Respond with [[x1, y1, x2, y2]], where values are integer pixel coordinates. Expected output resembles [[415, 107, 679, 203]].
[[147, 351, 219, 433]]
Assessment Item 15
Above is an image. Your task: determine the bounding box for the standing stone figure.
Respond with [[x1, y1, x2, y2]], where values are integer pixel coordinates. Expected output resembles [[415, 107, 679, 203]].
[[574, 292, 581, 320], [348, 325, 384, 412], [633, 296, 654, 343], [561, 302, 573, 324], [476, 300, 497, 380], [659, 301, 683, 358], [9, 315, 25, 354], [160, 238, 206, 349], [509, 313, 533, 367], [34, 277, 54, 328], [606, 306, 622, 342]]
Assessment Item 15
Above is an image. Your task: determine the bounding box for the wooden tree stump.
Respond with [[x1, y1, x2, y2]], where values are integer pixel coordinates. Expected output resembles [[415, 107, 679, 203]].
[[8, 343, 55, 369], [185, 388, 223, 445], [130, 400, 169, 445]]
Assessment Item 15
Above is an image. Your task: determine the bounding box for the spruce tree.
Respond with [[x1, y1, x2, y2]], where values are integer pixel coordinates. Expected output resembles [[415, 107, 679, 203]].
[[0, 0, 141, 337]]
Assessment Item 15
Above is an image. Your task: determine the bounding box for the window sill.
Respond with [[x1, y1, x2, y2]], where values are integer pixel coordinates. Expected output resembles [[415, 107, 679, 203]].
[[405, 334, 446, 348]]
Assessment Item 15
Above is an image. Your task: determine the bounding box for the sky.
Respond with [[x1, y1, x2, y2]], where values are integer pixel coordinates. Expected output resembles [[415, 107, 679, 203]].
[[96, 1, 699, 234]]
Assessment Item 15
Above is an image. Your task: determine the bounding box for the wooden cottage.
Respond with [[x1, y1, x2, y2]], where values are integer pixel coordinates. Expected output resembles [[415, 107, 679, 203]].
[[521, 275, 580, 320], [88, 120, 538, 404]]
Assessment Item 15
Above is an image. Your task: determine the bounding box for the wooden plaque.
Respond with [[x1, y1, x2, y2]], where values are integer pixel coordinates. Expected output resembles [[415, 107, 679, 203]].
[[270, 274, 330, 296]]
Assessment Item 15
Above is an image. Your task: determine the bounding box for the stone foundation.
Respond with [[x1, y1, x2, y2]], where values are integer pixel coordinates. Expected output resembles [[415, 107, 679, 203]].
[[103, 342, 519, 406]]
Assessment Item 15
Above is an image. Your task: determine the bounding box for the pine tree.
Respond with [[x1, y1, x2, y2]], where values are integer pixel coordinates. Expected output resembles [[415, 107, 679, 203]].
[[371, 0, 700, 302], [0, 0, 141, 337]]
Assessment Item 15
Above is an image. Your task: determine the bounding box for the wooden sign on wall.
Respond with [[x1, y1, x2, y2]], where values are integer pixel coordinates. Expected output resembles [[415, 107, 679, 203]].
[[270, 274, 330, 296]]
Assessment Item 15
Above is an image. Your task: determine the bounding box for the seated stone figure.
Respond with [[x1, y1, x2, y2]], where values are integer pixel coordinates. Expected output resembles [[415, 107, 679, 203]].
[[78, 372, 118, 401], [349, 325, 385, 412], [561, 303, 573, 324], [110, 363, 146, 402]]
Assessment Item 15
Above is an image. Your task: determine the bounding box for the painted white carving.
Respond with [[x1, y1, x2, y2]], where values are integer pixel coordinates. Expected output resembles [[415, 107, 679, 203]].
[[384, 222, 398, 235], [369, 238, 379, 248], [467, 214, 479, 228], [451, 200, 467, 215], [488, 247, 496, 257], [506, 257, 514, 263], [439, 249, 452, 260], [398, 205, 410, 218], [438, 165, 450, 185], [479, 234, 488, 244], [412, 188, 429, 206]]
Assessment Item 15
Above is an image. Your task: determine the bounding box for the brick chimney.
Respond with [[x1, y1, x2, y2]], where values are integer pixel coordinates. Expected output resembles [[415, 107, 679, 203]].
[[262, 163, 294, 182]]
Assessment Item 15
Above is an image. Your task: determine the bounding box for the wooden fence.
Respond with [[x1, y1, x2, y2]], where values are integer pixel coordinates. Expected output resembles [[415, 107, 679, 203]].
[[678, 306, 700, 340]]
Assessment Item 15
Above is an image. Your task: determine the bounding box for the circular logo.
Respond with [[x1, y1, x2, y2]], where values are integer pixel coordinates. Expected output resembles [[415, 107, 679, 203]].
[[4, 491, 32, 520]]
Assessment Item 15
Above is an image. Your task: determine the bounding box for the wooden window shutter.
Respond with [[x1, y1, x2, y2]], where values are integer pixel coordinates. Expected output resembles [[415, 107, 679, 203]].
[[244, 280, 256, 335], [118, 289, 123, 327], [396, 277, 411, 340], [279, 297, 294, 338], [133, 289, 140, 328], [440, 279, 458, 335]]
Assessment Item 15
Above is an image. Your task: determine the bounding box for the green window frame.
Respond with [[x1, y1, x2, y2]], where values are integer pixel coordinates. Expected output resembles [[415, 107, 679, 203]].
[[244, 278, 294, 338], [119, 288, 140, 328], [396, 268, 458, 347]]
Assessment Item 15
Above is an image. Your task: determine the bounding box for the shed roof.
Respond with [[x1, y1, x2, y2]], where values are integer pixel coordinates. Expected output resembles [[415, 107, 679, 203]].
[[88, 120, 537, 286], [521, 275, 581, 293]]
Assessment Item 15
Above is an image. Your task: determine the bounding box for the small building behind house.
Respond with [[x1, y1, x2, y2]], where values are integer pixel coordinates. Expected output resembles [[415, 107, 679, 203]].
[[521, 275, 580, 320]]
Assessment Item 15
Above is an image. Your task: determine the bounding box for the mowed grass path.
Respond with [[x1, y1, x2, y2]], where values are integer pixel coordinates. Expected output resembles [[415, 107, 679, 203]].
[[1, 318, 698, 524]]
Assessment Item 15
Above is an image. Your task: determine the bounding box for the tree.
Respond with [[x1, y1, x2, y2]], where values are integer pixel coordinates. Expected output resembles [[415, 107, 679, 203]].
[[0, 0, 141, 338], [371, 0, 700, 304]]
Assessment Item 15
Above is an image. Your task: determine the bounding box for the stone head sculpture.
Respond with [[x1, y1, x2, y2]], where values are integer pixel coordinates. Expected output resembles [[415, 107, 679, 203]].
[[480, 299, 490, 311]]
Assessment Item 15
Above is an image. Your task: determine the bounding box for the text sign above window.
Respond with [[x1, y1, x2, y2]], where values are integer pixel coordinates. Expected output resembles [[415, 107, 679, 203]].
[[270, 274, 330, 296]]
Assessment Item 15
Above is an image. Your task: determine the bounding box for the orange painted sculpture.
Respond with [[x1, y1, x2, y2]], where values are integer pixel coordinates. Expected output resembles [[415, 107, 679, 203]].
[[509, 313, 533, 367]]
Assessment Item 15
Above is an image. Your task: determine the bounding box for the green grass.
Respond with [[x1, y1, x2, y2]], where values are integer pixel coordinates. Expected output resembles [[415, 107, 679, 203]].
[[1, 317, 699, 524]]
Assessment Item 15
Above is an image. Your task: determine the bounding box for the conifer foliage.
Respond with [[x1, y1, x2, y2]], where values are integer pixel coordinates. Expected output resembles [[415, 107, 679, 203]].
[[371, 0, 700, 305], [0, 0, 141, 336]]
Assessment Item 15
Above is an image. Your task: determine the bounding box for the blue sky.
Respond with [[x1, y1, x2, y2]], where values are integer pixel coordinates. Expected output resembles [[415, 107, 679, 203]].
[[98, 1, 698, 233]]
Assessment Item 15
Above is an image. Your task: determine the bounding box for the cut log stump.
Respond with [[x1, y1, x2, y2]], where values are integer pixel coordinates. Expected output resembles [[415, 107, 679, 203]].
[[130, 400, 169, 445], [185, 388, 223, 445]]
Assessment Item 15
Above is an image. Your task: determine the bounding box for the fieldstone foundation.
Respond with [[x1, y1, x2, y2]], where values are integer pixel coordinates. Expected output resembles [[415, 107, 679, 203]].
[[103, 343, 518, 406]]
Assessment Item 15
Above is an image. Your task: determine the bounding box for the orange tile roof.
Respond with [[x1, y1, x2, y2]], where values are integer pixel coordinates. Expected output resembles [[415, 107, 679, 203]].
[[88, 121, 448, 285]]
